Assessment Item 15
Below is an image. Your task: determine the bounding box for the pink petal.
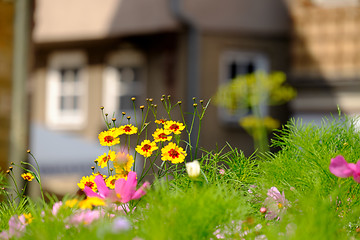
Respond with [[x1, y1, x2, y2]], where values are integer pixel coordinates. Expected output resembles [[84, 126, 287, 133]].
[[132, 182, 150, 200], [329, 155, 354, 178], [83, 186, 103, 199], [115, 172, 137, 203], [94, 175, 110, 197], [114, 178, 127, 201], [352, 161, 360, 183]]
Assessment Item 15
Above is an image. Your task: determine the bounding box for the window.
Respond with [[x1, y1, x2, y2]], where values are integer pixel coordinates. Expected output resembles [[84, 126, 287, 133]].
[[218, 51, 270, 125], [46, 51, 87, 130], [103, 48, 146, 124]]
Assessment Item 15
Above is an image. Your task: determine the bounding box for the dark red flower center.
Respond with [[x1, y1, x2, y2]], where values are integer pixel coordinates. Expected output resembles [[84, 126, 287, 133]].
[[142, 144, 151, 152], [170, 124, 179, 131], [159, 133, 167, 139], [104, 136, 114, 143], [85, 181, 94, 188], [24, 175, 31, 181], [110, 179, 116, 185], [124, 126, 132, 132], [102, 156, 110, 163], [168, 149, 179, 159]]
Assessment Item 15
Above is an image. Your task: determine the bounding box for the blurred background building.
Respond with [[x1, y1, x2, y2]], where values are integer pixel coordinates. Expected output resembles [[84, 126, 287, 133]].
[[2, 0, 360, 196]]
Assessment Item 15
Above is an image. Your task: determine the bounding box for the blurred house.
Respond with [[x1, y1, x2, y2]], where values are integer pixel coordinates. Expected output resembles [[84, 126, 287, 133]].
[[30, 0, 291, 195], [30, 0, 360, 195], [287, 0, 360, 123]]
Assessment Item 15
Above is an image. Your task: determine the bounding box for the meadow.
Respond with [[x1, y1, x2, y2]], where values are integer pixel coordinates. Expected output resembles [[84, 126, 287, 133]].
[[1, 96, 360, 240]]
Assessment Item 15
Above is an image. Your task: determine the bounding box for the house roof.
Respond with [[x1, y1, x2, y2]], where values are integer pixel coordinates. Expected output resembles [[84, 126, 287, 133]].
[[33, 0, 290, 44]]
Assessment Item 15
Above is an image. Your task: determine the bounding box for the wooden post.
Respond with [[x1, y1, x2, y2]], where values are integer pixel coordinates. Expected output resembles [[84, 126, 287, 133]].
[[0, 1, 14, 173]]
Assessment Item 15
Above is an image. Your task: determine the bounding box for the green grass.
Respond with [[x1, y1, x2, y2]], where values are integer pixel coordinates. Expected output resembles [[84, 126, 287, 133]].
[[3, 113, 360, 239]]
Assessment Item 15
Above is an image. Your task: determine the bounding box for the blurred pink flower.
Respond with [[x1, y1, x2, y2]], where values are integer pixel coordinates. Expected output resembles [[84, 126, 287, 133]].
[[329, 155, 360, 183], [52, 201, 63, 216], [219, 169, 225, 175], [263, 187, 288, 220], [112, 217, 132, 233], [0, 215, 28, 240], [68, 210, 101, 226], [83, 171, 150, 203]]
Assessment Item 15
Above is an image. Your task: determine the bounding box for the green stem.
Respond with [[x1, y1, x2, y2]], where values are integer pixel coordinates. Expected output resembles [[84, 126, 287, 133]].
[[27, 152, 46, 205]]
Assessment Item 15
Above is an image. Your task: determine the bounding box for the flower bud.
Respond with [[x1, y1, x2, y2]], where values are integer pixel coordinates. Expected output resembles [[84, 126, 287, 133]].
[[260, 207, 267, 214], [186, 160, 201, 179]]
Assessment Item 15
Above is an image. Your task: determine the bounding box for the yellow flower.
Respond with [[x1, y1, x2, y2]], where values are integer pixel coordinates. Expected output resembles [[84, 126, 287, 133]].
[[164, 121, 185, 135], [77, 175, 97, 192], [118, 124, 138, 135], [78, 197, 105, 209], [106, 175, 123, 189], [21, 173, 34, 182], [135, 140, 158, 158], [152, 128, 172, 142], [161, 142, 187, 164], [113, 152, 134, 178], [22, 213, 33, 224], [65, 199, 79, 208], [155, 119, 167, 124], [98, 129, 120, 146], [96, 150, 116, 168]]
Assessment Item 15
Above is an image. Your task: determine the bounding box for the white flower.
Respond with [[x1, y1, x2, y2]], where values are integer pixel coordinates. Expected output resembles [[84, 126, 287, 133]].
[[186, 160, 200, 179]]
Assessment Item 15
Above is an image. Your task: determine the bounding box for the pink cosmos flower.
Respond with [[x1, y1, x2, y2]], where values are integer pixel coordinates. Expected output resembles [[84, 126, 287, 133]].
[[0, 215, 28, 240], [68, 209, 101, 226], [52, 201, 63, 216], [83, 171, 150, 203], [329, 155, 360, 183], [263, 187, 288, 220]]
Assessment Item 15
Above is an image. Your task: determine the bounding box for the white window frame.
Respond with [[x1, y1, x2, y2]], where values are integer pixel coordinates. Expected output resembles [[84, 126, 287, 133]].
[[218, 50, 270, 125], [46, 51, 88, 130], [102, 48, 146, 124]]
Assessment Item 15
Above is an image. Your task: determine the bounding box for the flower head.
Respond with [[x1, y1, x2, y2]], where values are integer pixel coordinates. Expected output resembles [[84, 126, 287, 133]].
[[65, 199, 79, 208], [164, 121, 185, 135], [78, 197, 105, 209], [329, 155, 360, 183], [52, 201, 63, 216], [155, 119, 167, 125], [161, 142, 187, 164], [106, 175, 122, 189], [83, 171, 150, 204], [78, 175, 97, 192], [118, 124, 138, 135], [112, 217, 132, 233], [152, 128, 172, 142], [186, 160, 201, 179], [98, 129, 120, 146], [96, 150, 116, 168], [113, 152, 134, 178], [68, 209, 101, 226], [135, 140, 158, 158], [263, 187, 289, 220], [21, 173, 34, 182], [22, 213, 33, 224]]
